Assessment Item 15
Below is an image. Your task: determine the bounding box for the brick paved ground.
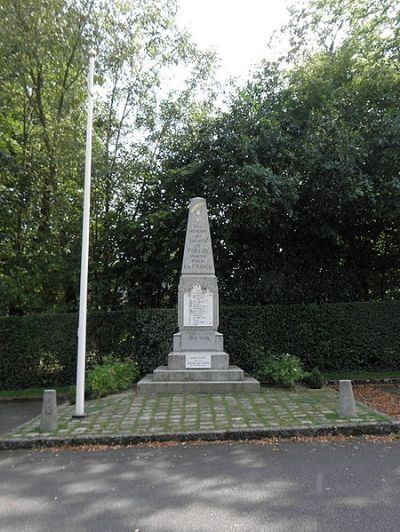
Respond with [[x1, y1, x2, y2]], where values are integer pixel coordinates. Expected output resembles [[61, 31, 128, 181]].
[[0, 387, 390, 441]]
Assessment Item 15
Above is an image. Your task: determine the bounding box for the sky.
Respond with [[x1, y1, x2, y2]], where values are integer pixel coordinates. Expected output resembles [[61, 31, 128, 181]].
[[177, 0, 292, 81]]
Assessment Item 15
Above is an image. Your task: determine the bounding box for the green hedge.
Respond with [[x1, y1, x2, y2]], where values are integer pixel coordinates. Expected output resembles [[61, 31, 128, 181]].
[[1, 301, 400, 389]]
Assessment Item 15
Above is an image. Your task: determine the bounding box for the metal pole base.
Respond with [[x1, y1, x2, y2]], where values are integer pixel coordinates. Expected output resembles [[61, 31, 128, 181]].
[[71, 414, 86, 419]]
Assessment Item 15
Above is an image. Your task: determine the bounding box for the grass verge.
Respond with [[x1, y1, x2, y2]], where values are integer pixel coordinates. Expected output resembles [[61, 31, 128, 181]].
[[323, 370, 400, 381], [0, 386, 70, 399]]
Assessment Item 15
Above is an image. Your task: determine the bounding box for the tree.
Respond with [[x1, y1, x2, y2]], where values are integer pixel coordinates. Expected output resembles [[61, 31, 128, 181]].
[[0, 0, 92, 314], [132, 0, 400, 305], [2, 0, 399, 312], [0, 0, 217, 314], [88, 0, 217, 309]]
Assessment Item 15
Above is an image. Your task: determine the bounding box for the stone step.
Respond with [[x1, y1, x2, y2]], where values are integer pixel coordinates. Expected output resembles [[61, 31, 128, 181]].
[[153, 365, 244, 382], [137, 375, 260, 394]]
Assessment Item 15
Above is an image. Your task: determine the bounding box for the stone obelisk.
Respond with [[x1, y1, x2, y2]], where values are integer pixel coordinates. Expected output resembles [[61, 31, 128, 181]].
[[137, 197, 259, 393]]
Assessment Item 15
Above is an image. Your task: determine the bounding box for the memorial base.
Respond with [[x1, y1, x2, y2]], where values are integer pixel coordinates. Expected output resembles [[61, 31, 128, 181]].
[[153, 364, 244, 382], [137, 353, 260, 394], [137, 373, 260, 394]]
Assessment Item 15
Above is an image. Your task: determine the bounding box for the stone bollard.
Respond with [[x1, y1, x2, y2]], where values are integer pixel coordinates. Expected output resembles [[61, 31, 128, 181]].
[[338, 380, 357, 417], [40, 390, 58, 432]]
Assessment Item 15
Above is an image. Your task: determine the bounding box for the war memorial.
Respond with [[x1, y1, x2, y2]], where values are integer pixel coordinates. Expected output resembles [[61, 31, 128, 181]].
[[137, 197, 260, 393]]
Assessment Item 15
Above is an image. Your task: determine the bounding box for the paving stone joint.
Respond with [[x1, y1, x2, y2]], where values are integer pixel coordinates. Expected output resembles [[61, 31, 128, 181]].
[[0, 386, 395, 450]]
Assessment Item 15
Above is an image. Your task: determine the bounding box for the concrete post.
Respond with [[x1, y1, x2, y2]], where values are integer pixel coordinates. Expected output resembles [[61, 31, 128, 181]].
[[40, 390, 58, 432], [338, 380, 357, 417]]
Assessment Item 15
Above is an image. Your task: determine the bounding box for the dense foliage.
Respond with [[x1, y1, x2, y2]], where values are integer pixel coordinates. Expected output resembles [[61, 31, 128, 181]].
[[255, 353, 305, 388], [1, 301, 399, 389], [86, 357, 139, 398], [68, 358, 138, 402], [135, 0, 400, 306], [0, 0, 399, 314], [303, 367, 325, 389], [0, 0, 216, 314]]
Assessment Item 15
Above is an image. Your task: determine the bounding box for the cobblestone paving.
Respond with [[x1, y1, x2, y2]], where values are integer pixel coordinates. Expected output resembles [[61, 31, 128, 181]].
[[1, 387, 390, 440]]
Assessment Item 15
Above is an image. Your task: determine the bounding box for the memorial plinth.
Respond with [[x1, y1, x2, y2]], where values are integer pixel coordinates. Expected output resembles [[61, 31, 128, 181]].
[[137, 197, 259, 393]]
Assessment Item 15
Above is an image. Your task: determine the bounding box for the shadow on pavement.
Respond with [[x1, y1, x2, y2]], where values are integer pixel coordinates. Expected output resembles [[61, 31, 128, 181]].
[[0, 401, 42, 435], [0, 440, 400, 531]]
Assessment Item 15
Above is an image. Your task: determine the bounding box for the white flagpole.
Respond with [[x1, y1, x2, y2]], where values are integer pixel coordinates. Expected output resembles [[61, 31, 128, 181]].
[[74, 53, 95, 417]]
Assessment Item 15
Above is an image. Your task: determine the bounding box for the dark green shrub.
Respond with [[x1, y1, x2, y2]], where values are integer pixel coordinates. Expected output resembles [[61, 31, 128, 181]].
[[68, 383, 90, 404], [68, 385, 76, 404], [256, 353, 305, 388], [86, 358, 139, 398], [1, 301, 400, 389], [303, 367, 324, 389]]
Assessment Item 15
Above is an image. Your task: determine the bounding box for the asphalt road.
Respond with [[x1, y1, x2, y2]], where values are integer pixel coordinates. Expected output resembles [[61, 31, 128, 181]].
[[0, 401, 42, 435], [1, 439, 399, 532]]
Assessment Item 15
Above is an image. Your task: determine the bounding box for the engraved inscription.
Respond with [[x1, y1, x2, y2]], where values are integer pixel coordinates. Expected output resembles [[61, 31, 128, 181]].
[[188, 334, 211, 342], [186, 353, 211, 369], [183, 228, 212, 271], [183, 283, 213, 326], [180, 332, 216, 350], [182, 199, 214, 273]]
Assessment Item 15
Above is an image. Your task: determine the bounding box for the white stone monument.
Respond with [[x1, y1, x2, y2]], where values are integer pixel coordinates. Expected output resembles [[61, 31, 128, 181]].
[[137, 197, 260, 393]]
